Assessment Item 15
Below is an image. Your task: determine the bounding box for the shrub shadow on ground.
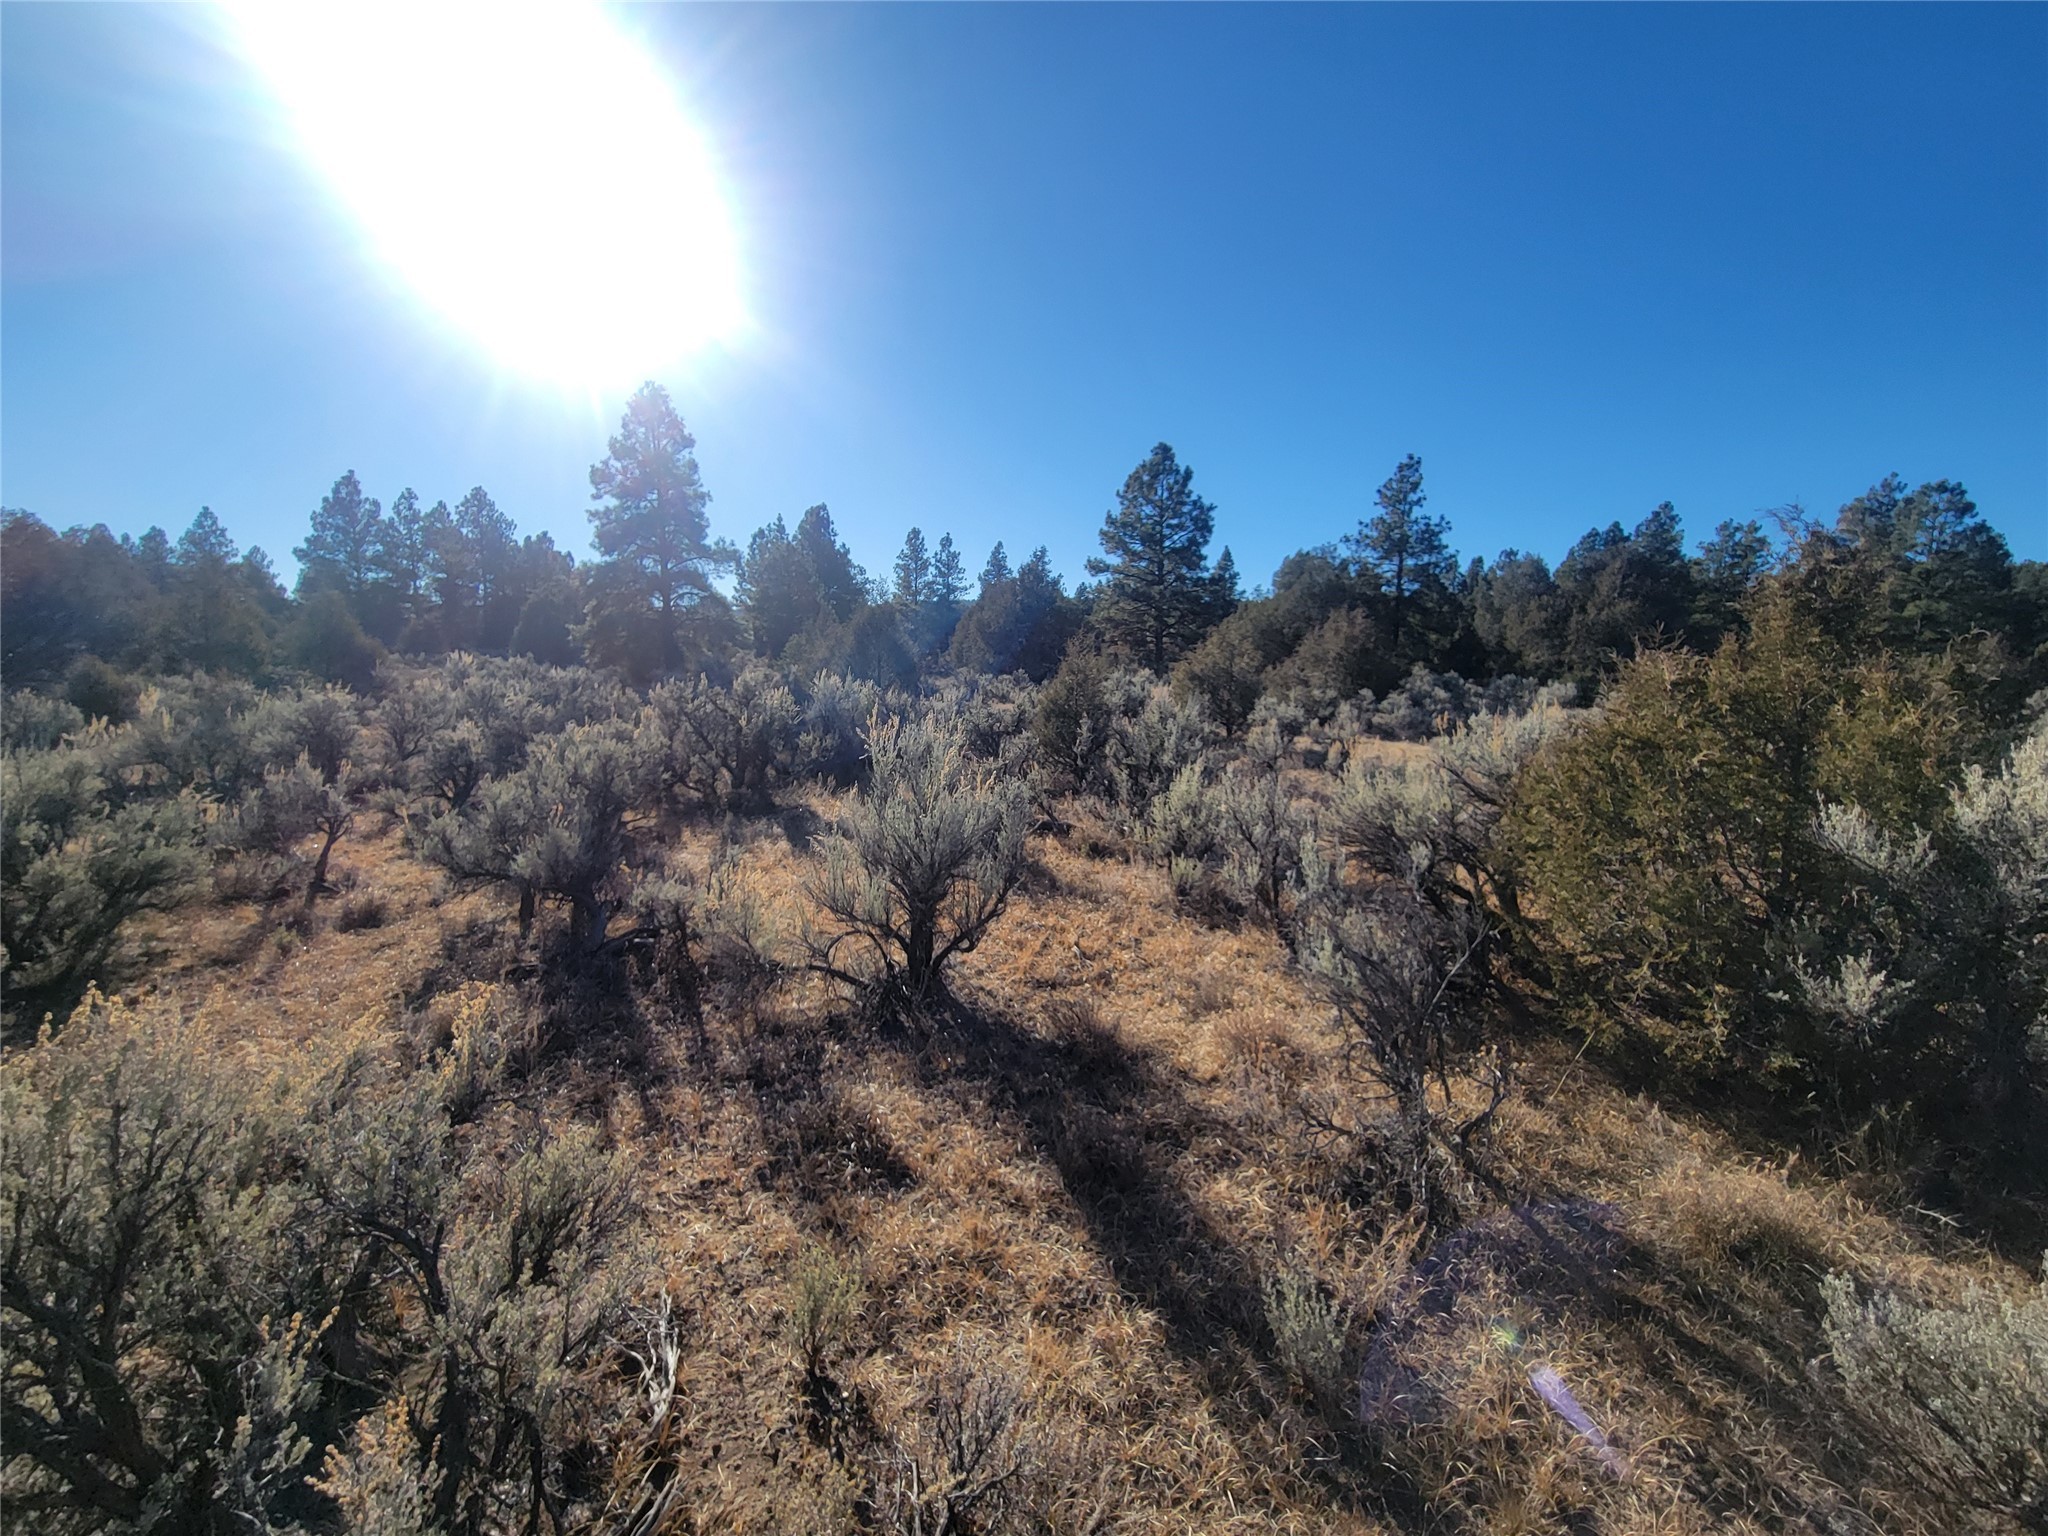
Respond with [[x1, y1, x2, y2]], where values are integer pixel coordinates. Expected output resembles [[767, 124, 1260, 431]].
[[866, 990, 1441, 1531]]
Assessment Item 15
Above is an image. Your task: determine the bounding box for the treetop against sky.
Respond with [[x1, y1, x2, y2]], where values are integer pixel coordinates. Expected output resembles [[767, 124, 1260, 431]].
[[3, 2, 2042, 585]]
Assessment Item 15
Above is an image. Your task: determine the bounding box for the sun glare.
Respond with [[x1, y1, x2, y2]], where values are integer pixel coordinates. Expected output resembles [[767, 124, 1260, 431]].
[[227, 2, 745, 390]]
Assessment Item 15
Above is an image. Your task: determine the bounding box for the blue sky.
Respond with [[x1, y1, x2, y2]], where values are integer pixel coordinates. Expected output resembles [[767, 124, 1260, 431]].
[[5, 3, 2044, 591]]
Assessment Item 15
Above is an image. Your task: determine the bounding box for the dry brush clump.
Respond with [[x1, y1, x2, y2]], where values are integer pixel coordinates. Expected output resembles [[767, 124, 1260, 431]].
[[1, 991, 664, 1536], [804, 708, 1029, 1009], [1293, 871, 1503, 1225], [1820, 1262, 2048, 1529], [418, 721, 655, 953], [0, 739, 203, 1031]]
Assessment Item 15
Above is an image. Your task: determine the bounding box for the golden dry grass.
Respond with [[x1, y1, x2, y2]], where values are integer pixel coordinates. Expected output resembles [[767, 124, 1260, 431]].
[[104, 797, 2042, 1535]]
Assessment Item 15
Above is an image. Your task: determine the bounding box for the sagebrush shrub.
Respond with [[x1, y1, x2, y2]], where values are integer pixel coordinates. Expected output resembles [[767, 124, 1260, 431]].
[[927, 670, 1038, 763], [2, 689, 87, 752], [1822, 1265, 2048, 1526], [1, 745, 201, 1028], [1211, 743, 1307, 923], [798, 669, 887, 786], [1295, 864, 1500, 1223], [1, 995, 317, 1530], [806, 708, 1029, 1006], [643, 663, 799, 812], [1332, 693, 1575, 928], [248, 684, 361, 785], [420, 721, 654, 952], [1261, 1266, 1348, 1410], [222, 754, 357, 902], [1140, 760, 1222, 869], [786, 1244, 864, 1382], [367, 668, 448, 786], [1104, 686, 1215, 819], [111, 675, 268, 802]]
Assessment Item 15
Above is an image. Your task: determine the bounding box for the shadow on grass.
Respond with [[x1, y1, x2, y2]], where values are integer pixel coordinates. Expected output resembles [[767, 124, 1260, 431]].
[[1570, 1029, 2048, 1269], [862, 989, 1442, 1532]]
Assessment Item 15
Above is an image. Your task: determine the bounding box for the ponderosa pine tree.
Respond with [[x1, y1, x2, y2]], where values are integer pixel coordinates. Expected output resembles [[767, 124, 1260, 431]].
[[793, 504, 867, 621], [159, 508, 278, 676], [417, 486, 523, 652], [295, 471, 385, 617], [1689, 518, 1772, 647], [1088, 443, 1223, 674], [736, 515, 827, 658], [893, 527, 934, 607], [1208, 546, 1241, 625], [948, 545, 1076, 680], [921, 532, 968, 655], [1470, 550, 1568, 678], [1889, 480, 2014, 647], [1553, 502, 1697, 681], [372, 487, 431, 642], [580, 382, 735, 683], [1, 511, 96, 685], [979, 541, 1011, 591], [1349, 453, 1455, 667], [931, 533, 967, 610]]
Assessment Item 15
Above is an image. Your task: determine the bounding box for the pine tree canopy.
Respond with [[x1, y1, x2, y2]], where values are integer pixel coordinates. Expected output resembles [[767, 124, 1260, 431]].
[[1350, 453, 1455, 660], [582, 381, 736, 680], [295, 471, 384, 597], [1087, 442, 1220, 674], [893, 527, 933, 607]]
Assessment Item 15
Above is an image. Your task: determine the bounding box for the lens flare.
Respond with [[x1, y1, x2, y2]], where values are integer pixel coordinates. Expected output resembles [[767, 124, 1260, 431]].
[[227, 2, 745, 388]]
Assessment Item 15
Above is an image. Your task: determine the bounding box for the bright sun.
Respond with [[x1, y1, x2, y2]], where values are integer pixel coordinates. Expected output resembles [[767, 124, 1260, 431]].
[[227, 3, 745, 389]]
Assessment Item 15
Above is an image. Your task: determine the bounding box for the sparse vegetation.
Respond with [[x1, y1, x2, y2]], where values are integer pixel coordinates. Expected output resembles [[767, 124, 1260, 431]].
[[805, 709, 1029, 1007], [5, 413, 2046, 1534], [1822, 1264, 2048, 1528]]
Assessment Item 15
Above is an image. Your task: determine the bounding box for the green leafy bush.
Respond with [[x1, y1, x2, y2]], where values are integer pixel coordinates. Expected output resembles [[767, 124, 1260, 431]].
[[1789, 718, 2048, 1134], [1504, 602, 1954, 1086]]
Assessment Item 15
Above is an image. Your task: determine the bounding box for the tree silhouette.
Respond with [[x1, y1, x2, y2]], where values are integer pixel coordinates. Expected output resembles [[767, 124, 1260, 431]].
[[1349, 453, 1454, 665], [580, 382, 735, 683], [1088, 443, 1222, 674]]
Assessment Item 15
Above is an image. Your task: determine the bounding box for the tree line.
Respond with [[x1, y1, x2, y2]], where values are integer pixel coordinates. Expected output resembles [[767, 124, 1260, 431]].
[[10, 379, 2041, 719]]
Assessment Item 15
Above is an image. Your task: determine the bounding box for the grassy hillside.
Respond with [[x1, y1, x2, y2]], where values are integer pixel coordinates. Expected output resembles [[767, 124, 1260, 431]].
[[25, 771, 2034, 1536]]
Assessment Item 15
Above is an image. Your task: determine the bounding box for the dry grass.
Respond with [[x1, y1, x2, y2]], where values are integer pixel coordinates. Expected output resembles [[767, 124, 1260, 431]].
[[94, 792, 2042, 1535]]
